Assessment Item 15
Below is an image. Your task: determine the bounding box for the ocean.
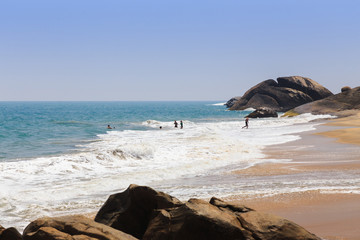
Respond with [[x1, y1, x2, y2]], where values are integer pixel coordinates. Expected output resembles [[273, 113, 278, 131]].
[[0, 101, 357, 230]]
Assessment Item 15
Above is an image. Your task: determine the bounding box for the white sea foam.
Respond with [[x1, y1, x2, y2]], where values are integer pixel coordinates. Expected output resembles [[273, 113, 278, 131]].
[[243, 107, 256, 111], [211, 102, 226, 106], [1, 113, 356, 231]]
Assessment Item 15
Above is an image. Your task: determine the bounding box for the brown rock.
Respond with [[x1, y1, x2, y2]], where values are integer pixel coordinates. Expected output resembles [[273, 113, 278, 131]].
[[277, 76, 333, 101], [94, 184, 182, 239], [341, 86, 352, 92], [23, 215, 137, 240], [0, 226, 22, 240], [246, 107, 278, 118], [225, 96, 241, 108], [228, 76, 333, 112], [143, 198, 250, 240], [143, 197, 321, 240], [288, 86, 360, 116], [237, 211, 319, 240]]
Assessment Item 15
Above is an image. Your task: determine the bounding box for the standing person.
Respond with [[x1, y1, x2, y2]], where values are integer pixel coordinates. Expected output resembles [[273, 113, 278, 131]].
[[180, 120, 183, 129], [242, 117, 249, 129], [174, 120, 178, 128]]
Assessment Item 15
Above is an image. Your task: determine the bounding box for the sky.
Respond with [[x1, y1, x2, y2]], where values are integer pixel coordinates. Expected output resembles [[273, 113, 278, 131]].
[[0, 0, 359, 101]]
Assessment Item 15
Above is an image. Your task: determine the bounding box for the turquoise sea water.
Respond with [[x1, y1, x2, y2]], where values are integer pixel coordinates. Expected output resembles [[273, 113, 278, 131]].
[[0, 101, 242, 160]]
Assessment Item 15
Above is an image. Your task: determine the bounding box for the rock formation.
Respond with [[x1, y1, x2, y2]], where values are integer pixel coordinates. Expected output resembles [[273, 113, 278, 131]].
[[95, 184, 183, 239], [246, 107, 278, 118], [3, 184, 322, 240], [227, 76, 333, 112], [0, 225, 22, 240], [95, 184, 321, 240], [341, 86, 351, 93], [286, 86, 360, 116], [23, 215, 137, 240]]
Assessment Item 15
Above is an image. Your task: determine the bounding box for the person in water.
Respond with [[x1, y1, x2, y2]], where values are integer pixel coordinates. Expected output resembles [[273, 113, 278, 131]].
[[174, 120, 178, 128], [107, 125, 112, 129], [180, 120, 183, 129], [242, 117, 249, 129]]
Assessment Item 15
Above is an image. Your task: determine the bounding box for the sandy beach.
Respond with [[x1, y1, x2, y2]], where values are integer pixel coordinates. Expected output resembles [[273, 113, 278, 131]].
[[228, 112, 360, 240]]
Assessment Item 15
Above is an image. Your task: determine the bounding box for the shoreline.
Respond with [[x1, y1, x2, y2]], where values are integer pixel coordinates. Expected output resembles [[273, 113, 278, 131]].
[[227, 113, 360, 240]]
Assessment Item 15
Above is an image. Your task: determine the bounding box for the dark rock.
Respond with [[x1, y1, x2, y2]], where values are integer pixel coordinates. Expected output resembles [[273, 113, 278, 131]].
[[277, 76, 333, 101], [229, 76, 333, 112], [94, 185, 320, 240], [246, 107, 278, 118], [143, 197, 321, 240], [225, 97, 241, 108], [0, 226, 22, 240], [341, 86, 351, 92], [143, 198, 250, 240], [23, 215, 137, 240], [95, 184, 183, 239], [288, 86, 360, 116]]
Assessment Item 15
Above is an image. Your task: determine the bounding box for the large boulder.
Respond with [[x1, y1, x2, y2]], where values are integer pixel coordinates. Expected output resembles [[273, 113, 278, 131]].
[[228, 76, 333, 112], [96, 185, 321, 240], [0, 225, 22, 240], [94, 184, 183, 239], [287, 86, 360, 116], [341, 86, 351, 93], [23, 215, 137, 240], [143, 197, 321, 240], [246, 107, 278, 118]]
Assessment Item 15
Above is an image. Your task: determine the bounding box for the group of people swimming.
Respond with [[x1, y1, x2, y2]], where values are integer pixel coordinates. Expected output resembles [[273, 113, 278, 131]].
[[108, 121, 184, 130], [173, 120, 183, 129], [108, 118, 246, 130]]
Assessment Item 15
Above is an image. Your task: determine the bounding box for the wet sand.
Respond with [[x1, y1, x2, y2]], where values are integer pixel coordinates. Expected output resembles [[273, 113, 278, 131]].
[[230, 191, 360, 240], [229, 113, 360, 240]]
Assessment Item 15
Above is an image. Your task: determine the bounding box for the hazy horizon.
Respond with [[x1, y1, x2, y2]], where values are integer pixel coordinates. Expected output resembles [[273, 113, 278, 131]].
[[1, 0, 359, 101]]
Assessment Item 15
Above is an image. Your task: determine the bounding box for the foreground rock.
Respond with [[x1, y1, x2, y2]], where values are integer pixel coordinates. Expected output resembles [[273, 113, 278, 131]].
[[246, 107, 278, 118], [227, 76, 333, 112], [286, 86, 360, 116], [96, 185, 321, 240], [23, 215, 137, 240], [95, 184, 183, 239], [0, 225, 22, 240]]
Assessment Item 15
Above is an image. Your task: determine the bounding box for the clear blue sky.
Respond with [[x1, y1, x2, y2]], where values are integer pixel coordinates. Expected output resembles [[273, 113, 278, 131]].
[[1, 0, 359, 101]]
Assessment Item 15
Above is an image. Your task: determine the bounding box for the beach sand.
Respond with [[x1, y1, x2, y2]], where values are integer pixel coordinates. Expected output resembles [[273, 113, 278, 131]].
[[228, 112, 360, 240]]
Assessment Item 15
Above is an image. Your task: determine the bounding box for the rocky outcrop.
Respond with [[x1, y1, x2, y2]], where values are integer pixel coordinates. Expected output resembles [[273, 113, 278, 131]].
[[95, 184, 183, 239], [341, 86, 351, 92], [246, 107, 278, 118], [287, 86, 360, 116], [16, 184, 322, 240], [23, 215, 137, 240], [0, 225, 22, 240], [144, 197, 320, 240], [225, 96, 242, 108], [95, 185, 320, 240], [228, 76, 333, 112]]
